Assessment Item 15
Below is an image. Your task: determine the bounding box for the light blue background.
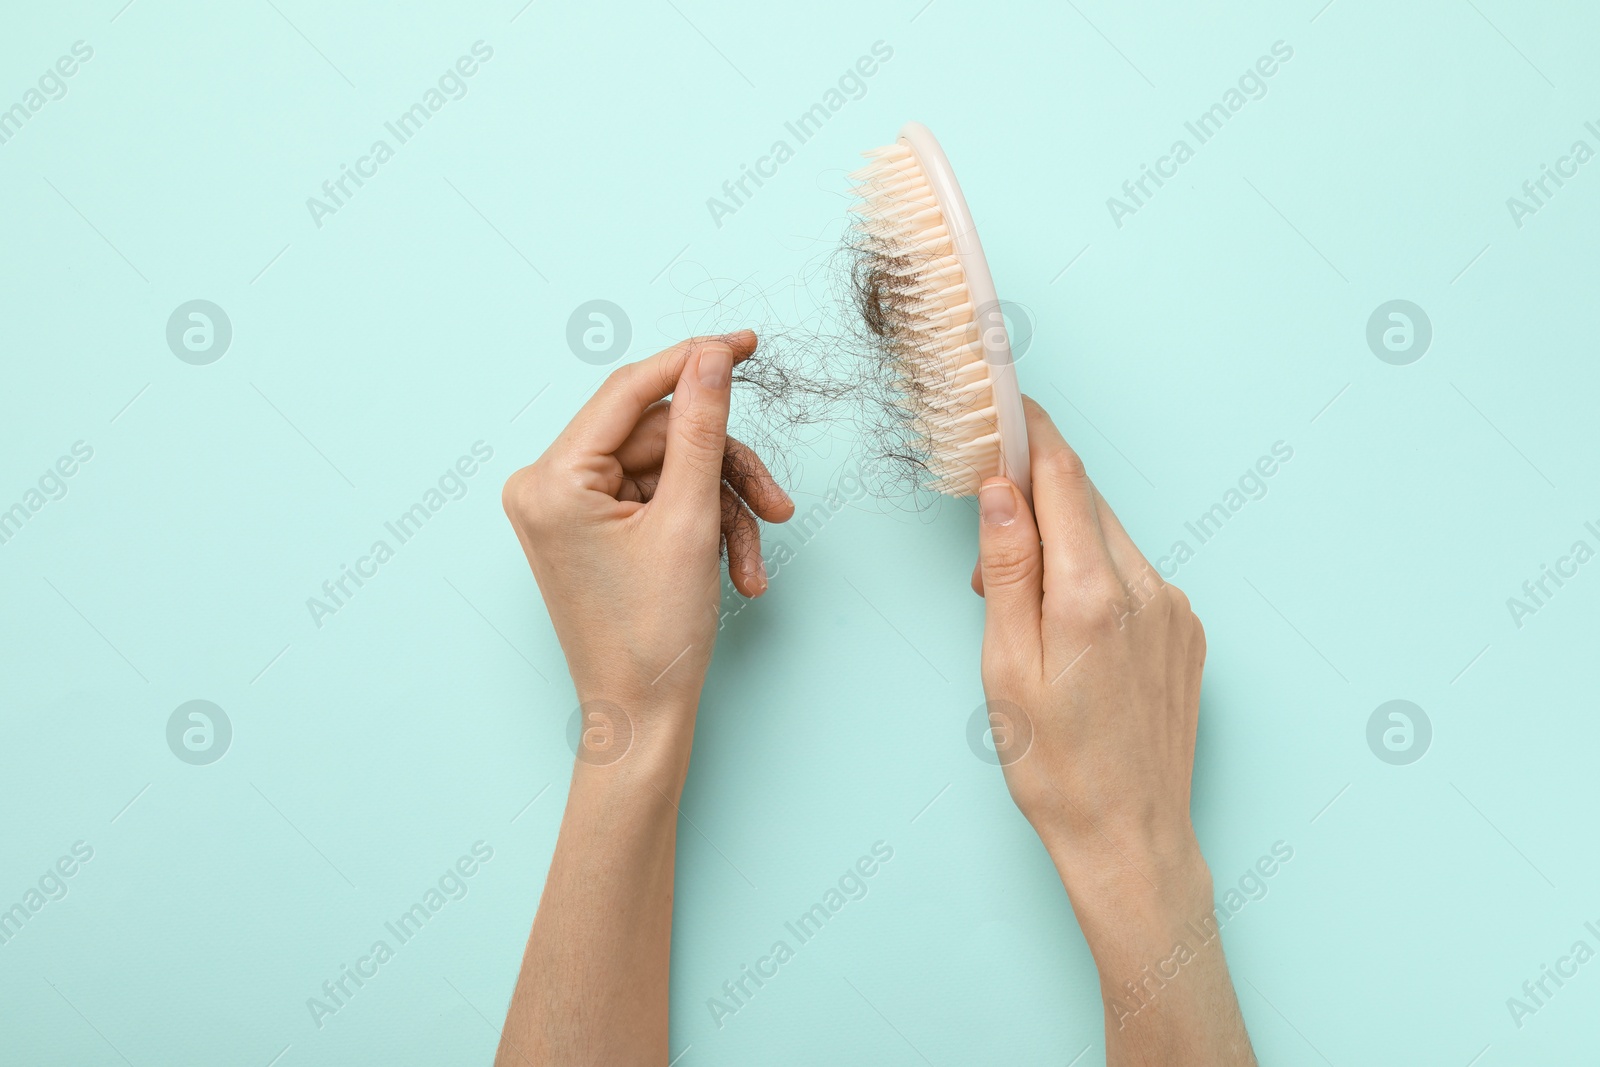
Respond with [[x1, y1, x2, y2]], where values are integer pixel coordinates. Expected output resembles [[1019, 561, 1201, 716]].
[[2, 0, 1596, 1064]]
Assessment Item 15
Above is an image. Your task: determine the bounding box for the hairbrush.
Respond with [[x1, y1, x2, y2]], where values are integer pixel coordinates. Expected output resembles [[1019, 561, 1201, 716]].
[[848, 121, 1031, 500]]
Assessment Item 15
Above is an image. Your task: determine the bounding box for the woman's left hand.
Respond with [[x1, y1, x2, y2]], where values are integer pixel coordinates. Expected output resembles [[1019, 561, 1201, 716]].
[[501, 330, 794, 722]]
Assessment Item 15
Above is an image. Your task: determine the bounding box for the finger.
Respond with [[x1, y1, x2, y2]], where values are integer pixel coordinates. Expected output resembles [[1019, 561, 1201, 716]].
[[614, 412, 790, 522], [614, 419, 790, 527], [1021, 396, 1115, 586], [976, 478, 1043, 665], [721, 483, 768, 597], [656, 337, 739, 522], [567, 331, 757, 456], [1090, 482, 1162, 599], [721, 438, 794, 523], [971, 558, 983, 596], [620, 468, 660, 505], [611, 401, 670, 471]]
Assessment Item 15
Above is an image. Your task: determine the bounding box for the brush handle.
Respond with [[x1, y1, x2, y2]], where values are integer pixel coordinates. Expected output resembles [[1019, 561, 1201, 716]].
[[898, 121, 1032, 502]]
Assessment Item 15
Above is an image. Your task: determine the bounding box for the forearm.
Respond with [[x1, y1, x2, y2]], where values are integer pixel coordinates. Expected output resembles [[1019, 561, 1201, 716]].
[[1050, 835, 1256, 1067], [496, 715, 694, 1067]]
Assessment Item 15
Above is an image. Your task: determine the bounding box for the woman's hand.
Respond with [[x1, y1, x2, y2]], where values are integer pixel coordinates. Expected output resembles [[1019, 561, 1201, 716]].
[[496, 332, 793, 1066], [501, 330, 793, 725], [974, 397, 1204, 885], [973, 397, 1254, 1065]]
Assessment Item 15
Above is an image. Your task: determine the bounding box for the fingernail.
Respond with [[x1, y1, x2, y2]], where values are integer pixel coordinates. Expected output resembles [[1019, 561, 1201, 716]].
[[980, 483, 1015, 526], [699, 345, 732, 388], [755, 557, 768, 592]]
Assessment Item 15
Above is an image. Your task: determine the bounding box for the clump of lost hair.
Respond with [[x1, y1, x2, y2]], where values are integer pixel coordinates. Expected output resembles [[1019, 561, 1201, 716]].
[[655, 223, 946, 511]]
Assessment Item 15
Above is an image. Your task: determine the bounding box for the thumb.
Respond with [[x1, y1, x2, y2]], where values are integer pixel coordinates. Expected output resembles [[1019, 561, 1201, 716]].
[[657, 335, 738, 521], [977, 479, 1043, 644]]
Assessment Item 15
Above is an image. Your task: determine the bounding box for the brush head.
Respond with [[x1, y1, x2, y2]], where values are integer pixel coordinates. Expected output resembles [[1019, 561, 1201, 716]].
[[847, 121, 1030, 500]]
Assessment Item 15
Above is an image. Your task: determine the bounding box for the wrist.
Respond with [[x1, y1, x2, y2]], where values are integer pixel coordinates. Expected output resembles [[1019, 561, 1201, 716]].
[[1045, 828, 1215, 964], [568, 689, 700, 798]]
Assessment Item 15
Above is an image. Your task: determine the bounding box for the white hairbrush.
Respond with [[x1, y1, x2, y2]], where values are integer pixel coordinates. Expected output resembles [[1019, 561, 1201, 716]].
[[848, 121, 1031, 500]]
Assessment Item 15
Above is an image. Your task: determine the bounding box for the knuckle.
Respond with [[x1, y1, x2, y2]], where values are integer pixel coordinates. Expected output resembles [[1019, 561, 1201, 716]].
[[1125, 563, 1165, 601], [981, 541, 1036, 587], [685, 404, 724, 442], [602, 363, 635, 394], [503, 464, 561, 534], [721, 439, 765, 483], [719, 489, 750, 535], [672, 400, 725, 451], [1043, 445, 1088, 485], [501, 466, 537, 519], [1080, 569, 1127, 611], [1072, 573, 1132, 632]]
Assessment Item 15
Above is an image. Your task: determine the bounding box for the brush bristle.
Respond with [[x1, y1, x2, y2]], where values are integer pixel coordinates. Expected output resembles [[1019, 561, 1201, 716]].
[[848, 141, 1002, 497]]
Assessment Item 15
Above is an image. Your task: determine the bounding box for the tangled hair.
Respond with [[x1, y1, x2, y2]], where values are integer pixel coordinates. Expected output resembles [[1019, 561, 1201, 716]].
[[658, 221, 950, 513]]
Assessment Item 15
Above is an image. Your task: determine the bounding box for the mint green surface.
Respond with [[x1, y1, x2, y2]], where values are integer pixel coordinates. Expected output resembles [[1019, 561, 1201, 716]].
[[2, 2, 1596, 1064]]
